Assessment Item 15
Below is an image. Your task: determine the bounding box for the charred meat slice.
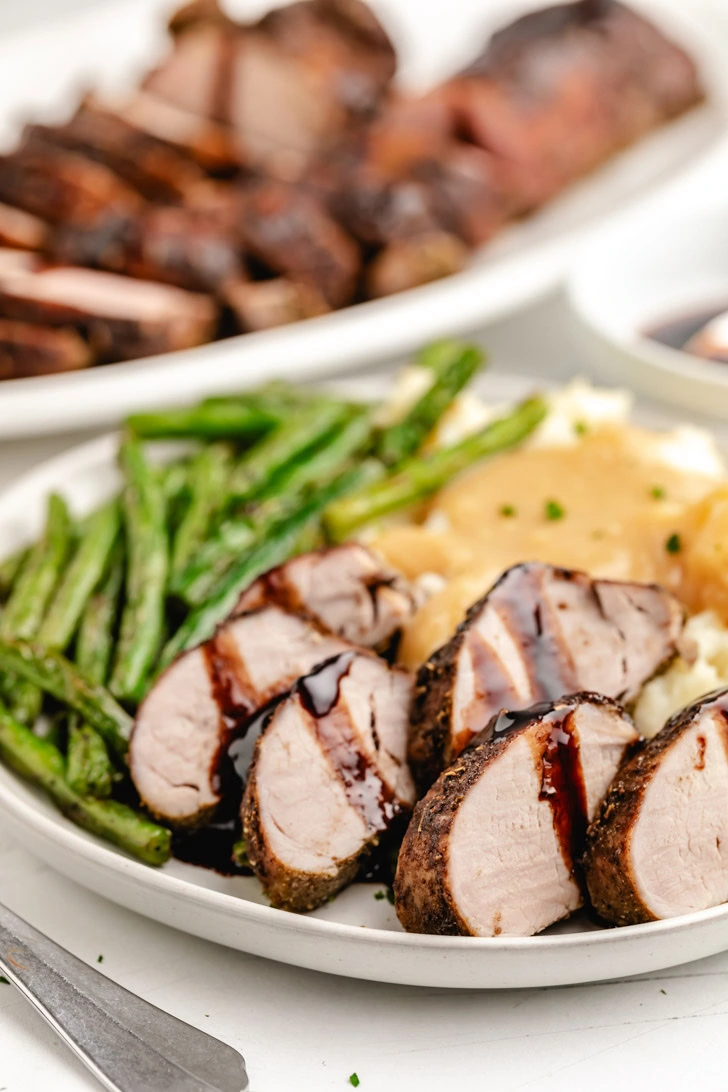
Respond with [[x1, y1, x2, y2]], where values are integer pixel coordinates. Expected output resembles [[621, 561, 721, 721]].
[[238, 181, 360, 307], [257, 0, 396, 119], [0, 142, 142, 227], [0, 319, 92, 378], [0, 265, 216, 362], [0, 202, 48, 251], [366, 231, 468, 298], [234, 544, 420, 650], [243, 649, 414, 911], [410, 562, 683, 791], [130, 606, 349, 826], [115, 92, 240, 173], [395, 693, 637, 937], [584, 688, 728, 925], [121, 206, 244, 292], [23, 98, 206, 204], [224, 277, 330, 332], [443, 0, 704, 211]]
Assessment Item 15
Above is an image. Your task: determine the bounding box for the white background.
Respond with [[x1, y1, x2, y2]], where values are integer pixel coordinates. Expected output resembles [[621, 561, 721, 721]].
[[3, 2, 728, 1090]]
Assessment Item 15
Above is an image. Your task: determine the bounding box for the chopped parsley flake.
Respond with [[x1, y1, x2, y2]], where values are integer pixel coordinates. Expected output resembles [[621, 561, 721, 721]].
[[660, 988, 667, 995], [666, 533, 682, 554], [0, 975, 8, 985], [499, 504, 517, 518], [545, 499, 565, 521], [573, 420, 588, 436], [97, 955, 104, 964], [374, 890, 386, 901], [349, 1074, 361, 1087], [651, 485, 666, 500]]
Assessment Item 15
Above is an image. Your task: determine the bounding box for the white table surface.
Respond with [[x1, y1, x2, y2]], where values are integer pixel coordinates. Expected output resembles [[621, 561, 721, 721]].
[[4, 3, 728, 1090]]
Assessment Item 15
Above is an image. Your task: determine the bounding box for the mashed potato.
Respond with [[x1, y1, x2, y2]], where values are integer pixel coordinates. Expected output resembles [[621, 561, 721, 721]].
[[634, 611, 728, 738]]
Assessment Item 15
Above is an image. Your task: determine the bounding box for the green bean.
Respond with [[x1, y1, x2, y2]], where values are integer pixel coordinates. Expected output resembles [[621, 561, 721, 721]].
[[65, 721, 113, 798], [75, 547, 124, 689], [170, 443, 232, 585], [0, 639, 132, 761], [127, 402, 278, 440], [110, 435, 168, 705], [324, 396, 548, 541], [173, 409, 374, 605], [14, 501, 119, 726], [39, 500, 120, 653], [67, 547, 125, 796], [226, 401, 351, 505], [377, 342, 484, 466], [0, 494, 71, 641], [159, 460, 383, 667], [0, 546, 29, 600], [0, 702, 169, 865]]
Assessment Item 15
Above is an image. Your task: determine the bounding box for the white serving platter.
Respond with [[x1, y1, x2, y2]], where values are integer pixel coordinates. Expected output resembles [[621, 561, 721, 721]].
[[0, 0, 725, 436], [3, 372, 728, 989]]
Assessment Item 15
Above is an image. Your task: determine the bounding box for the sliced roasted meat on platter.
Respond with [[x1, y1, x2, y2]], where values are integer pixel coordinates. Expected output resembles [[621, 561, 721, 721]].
[[441, 0, 705, 212], [395, 693, 638, 937], [0, 263, 216, 362], [409, 561, 684, 791], [0, 203, 48, 252], [130, 606, 350, 826], [584, 688, 728, 926], [233, 544, 420, 651], [0, 319, 92, 378], [243, 649, 414, 911], [222, 276, 330, 333]]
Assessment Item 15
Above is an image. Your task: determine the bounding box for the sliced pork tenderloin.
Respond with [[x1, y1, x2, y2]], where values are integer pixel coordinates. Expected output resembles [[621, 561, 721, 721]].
[[395, 693, 638, 937], [233, 544, 420, 651], [0, 265, 216, 361], [243, 649, 414, 911], [366, 231, 468, 298], [0, 319, 92, 378], [223, 276, 330, 332], [409, 562, 683, 791], [130, 606, 349, 827], [584, 687, 728, 925], [0, 203, 48, 251], [238, 180, 361, 308]]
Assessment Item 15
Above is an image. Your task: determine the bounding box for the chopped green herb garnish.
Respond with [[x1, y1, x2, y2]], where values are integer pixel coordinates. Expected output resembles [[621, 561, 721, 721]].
[[573, 420, 588, 436], [374, 890, 386, 901], [660, 988, 667, 995], [545, 499, 565, 521], [666, 533, 682, 554], [349, 1075, 361, 1088], [499, 504, 517, 518], [97, 955, 104, 964], [650, 485, 666, 500], [0, 975, 9, 985], [386, 887, 395, 906]]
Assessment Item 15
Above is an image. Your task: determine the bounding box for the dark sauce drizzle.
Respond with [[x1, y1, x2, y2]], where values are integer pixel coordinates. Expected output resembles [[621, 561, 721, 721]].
[[488, 701, 589, 885], [644, 304, 728, 358], [298, 651, 399, 832]]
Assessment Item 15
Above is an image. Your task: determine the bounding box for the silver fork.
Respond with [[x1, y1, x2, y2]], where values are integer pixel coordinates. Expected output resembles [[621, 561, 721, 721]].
[[0, 899, 249, 1092]]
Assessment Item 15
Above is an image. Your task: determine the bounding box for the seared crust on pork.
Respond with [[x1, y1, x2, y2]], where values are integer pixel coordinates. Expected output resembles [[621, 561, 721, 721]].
[[584, 688, 728, 926]]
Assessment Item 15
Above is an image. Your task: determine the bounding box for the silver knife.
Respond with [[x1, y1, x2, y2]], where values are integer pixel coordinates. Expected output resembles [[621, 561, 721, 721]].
[[0, 899, 249, 1092]]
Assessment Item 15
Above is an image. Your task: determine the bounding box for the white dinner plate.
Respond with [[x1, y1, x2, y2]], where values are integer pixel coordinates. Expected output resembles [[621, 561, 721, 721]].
[[0, 0, 726, 436], [4, 372, 728, 989]]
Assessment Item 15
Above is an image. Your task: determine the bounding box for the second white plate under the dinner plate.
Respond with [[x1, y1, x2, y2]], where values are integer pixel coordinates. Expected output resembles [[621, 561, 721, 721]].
[[0, 0, 725, 436], [3, 372, 728, 989]]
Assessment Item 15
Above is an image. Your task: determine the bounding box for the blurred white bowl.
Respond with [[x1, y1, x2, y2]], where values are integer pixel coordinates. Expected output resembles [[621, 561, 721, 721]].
[[567, 204, 728, 416]]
